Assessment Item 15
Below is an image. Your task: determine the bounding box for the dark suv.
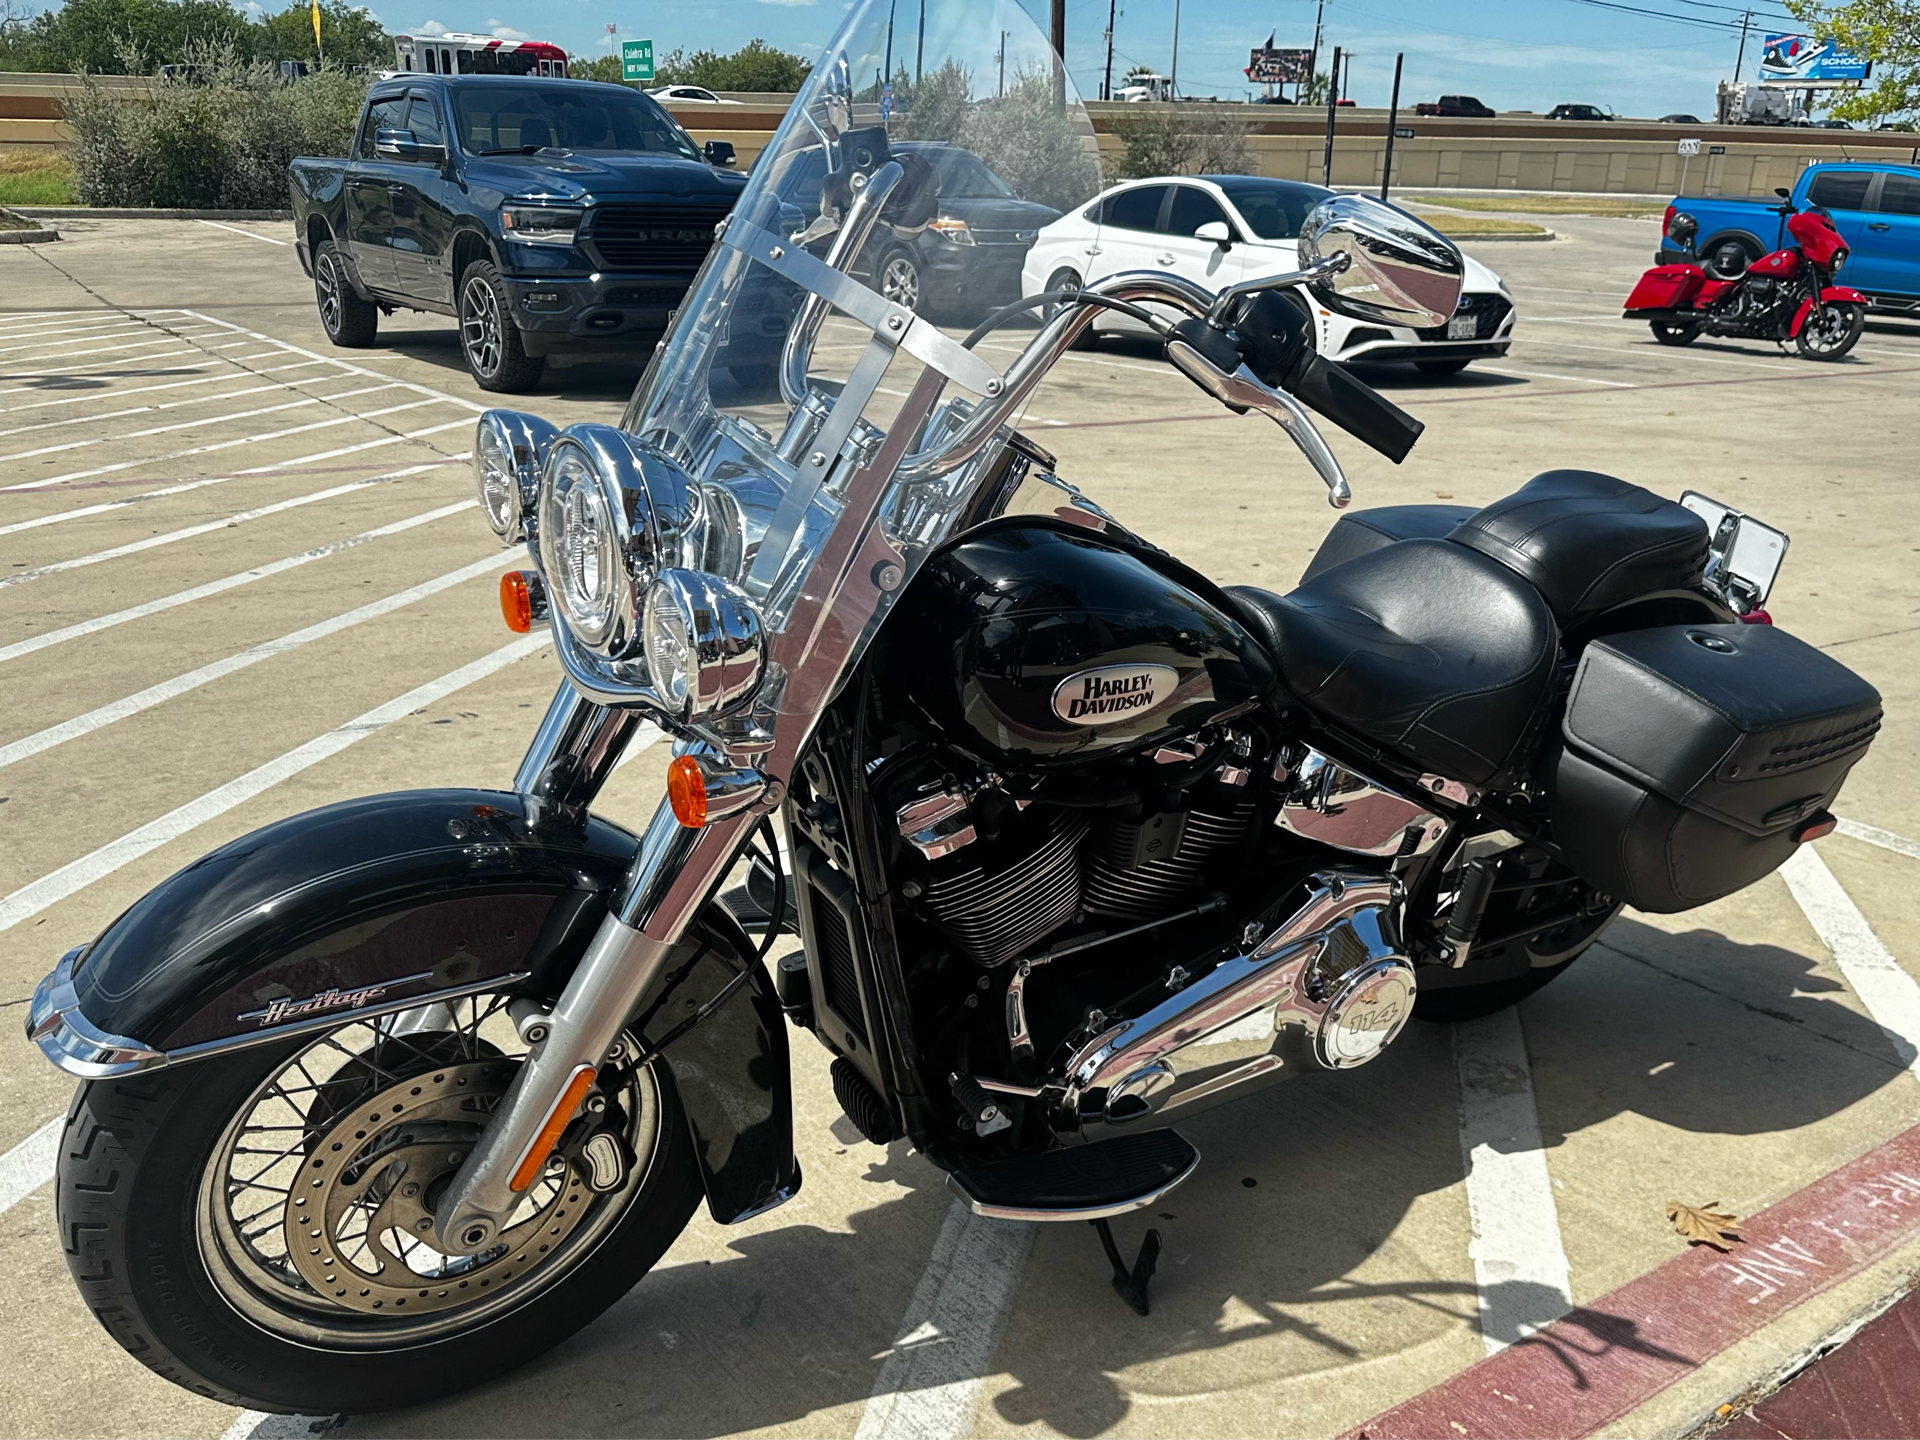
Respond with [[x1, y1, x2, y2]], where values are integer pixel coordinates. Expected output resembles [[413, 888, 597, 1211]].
[[772, 142, 1060, 317], [1547, 104, 1612, 121]]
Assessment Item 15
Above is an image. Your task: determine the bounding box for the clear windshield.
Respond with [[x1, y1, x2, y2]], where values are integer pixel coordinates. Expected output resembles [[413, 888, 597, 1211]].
[[454, 85, 702, 158], [617, 0, 1102, 721]]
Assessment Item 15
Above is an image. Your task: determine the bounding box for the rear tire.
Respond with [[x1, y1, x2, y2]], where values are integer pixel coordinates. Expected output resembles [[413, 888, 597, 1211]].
[[1650, 320, 1700, 345], [1414, 902, 1621, 1023], [57, 1010, 701, 1414], [1795, 301, 1864, 361], [313, 238, 377, 348], [459, 258, 545, 393]]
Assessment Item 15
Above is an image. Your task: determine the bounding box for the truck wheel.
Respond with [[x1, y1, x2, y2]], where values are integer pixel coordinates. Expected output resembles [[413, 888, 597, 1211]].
[[314, 239, 377, 348], [1649, 320, 1700, 345], [459, 258, 545, 393]]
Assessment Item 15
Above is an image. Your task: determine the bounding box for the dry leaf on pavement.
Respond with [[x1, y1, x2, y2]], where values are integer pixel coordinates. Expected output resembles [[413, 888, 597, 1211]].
[[1666, 1200, 1743, 1251]]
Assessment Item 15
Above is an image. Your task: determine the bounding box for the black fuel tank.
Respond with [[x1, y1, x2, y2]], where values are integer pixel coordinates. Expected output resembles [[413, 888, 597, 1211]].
[[891, 521, 1276, 766]]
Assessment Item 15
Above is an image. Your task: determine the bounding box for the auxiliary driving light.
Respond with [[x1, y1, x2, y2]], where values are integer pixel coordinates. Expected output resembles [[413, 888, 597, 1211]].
[[472, 410, 558, 543], [642, 569, 765, 721]]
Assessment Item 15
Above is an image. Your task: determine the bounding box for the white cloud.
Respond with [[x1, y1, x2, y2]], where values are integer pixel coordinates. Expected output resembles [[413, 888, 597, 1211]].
[[414, 18, 448, 34], [485, 17, 530, 38]]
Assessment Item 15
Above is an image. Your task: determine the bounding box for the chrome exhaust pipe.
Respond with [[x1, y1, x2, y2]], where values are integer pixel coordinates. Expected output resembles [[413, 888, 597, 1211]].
[[1063, 871, 1413, 1138]]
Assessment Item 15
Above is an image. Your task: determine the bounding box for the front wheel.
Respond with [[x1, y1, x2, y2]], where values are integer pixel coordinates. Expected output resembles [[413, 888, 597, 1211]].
[[1650, 319, 1700, 345], [1795, 301, 1864, 360], [459, 258, 546, 392], [58, 993, 701, 1414]]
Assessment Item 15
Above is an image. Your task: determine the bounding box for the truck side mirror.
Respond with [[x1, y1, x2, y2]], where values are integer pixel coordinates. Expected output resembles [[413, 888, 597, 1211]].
[[704, 139, 737, 168], [1773, 186, 1790, 198], [373, 128, 442, 162]]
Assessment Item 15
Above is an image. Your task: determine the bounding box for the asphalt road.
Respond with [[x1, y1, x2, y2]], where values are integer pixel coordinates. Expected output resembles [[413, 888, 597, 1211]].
[[2, 212, 1918, 1440]]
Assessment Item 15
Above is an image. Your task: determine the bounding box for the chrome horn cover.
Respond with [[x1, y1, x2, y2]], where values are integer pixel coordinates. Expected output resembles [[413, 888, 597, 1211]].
[[1299, 194, 1465, 329]]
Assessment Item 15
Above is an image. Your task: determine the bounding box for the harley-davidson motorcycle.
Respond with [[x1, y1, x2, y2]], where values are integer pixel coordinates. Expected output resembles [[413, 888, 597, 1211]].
[[1625, 190, 1868, 359], [28, 0, 1883, 1415]]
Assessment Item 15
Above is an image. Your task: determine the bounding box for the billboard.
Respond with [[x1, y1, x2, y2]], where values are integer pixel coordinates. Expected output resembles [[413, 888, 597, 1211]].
[[1759, 33, 1870, 82], [1246, 46, 1313, 84]]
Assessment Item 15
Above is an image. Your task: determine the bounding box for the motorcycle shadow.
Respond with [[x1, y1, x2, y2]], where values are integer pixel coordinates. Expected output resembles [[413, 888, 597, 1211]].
[[335, 915, 1910, 1439]]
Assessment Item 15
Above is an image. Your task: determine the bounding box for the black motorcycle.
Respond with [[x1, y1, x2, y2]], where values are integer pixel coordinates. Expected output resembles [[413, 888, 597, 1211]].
[[28, 4, 1882, 1414]]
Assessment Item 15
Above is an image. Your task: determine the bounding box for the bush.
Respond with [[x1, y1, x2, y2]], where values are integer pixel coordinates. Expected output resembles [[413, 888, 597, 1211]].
[[653, 38, 811, 94], [0, 0, 388, 74], [64, 45, 368, 208], [955, 67, 1102, 211], [1107, 105, 1252, 181]]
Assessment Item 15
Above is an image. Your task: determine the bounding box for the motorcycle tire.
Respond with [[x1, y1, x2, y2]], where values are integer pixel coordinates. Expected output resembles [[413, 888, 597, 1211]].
[[57, 1009, 702, 1415], [1649, 320, 1700, 346], [1794, 301, 1865, 361]]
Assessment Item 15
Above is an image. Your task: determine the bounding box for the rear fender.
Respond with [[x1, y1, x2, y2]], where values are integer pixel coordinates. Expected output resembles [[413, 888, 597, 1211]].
[[26, 787, 797, 1225], [1790, 286, 1869, 338]]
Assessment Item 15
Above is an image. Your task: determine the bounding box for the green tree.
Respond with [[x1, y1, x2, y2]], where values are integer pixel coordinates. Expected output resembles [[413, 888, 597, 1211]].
[[570, 53, 625, 85], [898, 56, 968, 139], [1786, 0, 1919, 122], [30, 0, 254, 74], [1108, 104, 1252, 180], [956, 66, 1101, 210], [653, 38, 811, 93], [255, 0, 388, 68]]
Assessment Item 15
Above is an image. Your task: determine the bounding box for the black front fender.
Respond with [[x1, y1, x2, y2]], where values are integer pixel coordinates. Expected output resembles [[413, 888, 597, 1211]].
[[36, 787, 797, 1225]]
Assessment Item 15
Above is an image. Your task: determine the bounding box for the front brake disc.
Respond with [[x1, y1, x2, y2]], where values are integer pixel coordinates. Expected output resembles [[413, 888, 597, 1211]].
[[284, 1060, 592, 1315]]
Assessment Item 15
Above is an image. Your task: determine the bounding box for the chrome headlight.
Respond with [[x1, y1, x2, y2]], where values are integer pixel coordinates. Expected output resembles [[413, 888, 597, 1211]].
[[534, 425, 693, 658], [643, 569, 765, 720], [472, 410, 558, 543]]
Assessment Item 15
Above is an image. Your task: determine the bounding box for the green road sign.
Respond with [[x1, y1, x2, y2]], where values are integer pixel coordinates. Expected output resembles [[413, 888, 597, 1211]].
[[622, 38, 654, 83]]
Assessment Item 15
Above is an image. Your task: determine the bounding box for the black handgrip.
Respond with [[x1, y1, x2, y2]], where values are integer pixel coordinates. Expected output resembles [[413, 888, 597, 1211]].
[[1283, 351, 1425, 465]]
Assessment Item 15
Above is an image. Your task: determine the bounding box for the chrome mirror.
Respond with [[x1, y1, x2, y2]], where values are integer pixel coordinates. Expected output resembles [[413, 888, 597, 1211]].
[[1298, 195, 1464, 329]]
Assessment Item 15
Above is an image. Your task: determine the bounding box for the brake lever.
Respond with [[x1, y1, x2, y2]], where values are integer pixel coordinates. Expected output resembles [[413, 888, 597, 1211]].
[[1165, 339, 1351, 509]]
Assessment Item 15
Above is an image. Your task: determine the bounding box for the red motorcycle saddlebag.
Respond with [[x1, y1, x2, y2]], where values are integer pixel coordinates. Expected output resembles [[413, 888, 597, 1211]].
[[1547, 623, 1880, 912], [1625, 264, 1705, 313]]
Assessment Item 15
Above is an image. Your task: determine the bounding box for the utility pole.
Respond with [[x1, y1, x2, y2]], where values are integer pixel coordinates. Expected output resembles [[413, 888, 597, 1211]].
[[1169, 0, 1180, 98], [1101, 0, 1116, 99], [884, 0, 894, 87], [1051, 0, 1066, 109], [1381, 51, 1403, 199], [1321, 46, 1340, 184], [1733, 8, 1753, 79], [998, 30, 1007, 96], [915, 0, 925, 84], [1305, 0, 1323, 103]]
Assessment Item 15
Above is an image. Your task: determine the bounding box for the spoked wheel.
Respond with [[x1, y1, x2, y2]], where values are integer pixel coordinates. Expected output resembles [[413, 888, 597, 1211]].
[[1795, 301, 1864, 361], [879, 250, 924, 314], [313, 238, 376, 348], [1649, 320, 1700, 346], [458, 258, 545, 392], [59, 992, 701, 1413]]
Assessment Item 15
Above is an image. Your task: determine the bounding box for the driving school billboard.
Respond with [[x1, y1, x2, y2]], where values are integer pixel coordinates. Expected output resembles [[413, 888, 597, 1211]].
[[1759, 33, 1870, 82]]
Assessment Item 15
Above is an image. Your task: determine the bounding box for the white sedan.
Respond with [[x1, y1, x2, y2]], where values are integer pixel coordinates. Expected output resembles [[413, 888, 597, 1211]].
[[1021, 175, 1516, 374], [647, 84, 742, 104]]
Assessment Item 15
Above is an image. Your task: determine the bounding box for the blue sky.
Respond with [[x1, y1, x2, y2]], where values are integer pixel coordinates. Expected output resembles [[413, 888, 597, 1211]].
[[383, 0, 1802, 119]]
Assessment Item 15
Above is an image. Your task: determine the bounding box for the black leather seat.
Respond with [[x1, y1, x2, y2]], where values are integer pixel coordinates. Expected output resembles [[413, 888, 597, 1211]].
[[1450, 470, 1710, 629], [1300, 502, 1473, 585], [1227, 539, 1558, 788]]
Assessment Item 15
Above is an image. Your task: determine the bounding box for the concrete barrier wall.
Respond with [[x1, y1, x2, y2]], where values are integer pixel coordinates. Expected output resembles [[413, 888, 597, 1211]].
[[7, 74, 1916, 201]]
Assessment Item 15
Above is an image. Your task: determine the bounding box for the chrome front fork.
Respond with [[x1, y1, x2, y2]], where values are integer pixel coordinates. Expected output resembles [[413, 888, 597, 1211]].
[[434, 683, 767, 1253]]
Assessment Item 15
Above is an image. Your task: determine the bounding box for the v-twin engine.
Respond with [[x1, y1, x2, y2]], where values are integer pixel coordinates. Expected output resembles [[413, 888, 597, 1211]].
[[1063, 872, 1413, 1136]]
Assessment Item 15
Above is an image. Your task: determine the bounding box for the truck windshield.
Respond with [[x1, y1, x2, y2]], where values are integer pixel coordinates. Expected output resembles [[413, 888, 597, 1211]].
[[1215, 177, 1334, 239], [453, 85, 701, 159]]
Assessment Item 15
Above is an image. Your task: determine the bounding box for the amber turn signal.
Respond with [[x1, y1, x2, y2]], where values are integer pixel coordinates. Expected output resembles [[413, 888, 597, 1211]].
[[500, 571, 534, 633], [667, 754, 708, 828], [509, 1064, 596, 1193]]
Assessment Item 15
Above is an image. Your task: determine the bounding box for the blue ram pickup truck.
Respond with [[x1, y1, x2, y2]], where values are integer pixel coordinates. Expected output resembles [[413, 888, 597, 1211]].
[[289, 74, 748, 391], [1659, 161, 1920, 315]]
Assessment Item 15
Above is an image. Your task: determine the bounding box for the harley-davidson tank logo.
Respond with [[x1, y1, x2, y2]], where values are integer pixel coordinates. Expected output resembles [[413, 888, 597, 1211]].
[[238, 969, 433, 1028], [1052, 663, 1179, 726]]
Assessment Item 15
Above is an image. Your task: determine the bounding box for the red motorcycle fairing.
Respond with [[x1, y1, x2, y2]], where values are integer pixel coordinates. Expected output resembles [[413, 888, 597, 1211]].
[[1788, 209, 1848, 268], [1789, 285, 1870, 338], [1747, 247, 1803, 278]]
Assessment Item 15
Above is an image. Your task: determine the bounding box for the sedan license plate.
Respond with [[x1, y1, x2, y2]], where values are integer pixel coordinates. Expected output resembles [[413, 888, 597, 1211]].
[[1446, 315, 1477, 339]]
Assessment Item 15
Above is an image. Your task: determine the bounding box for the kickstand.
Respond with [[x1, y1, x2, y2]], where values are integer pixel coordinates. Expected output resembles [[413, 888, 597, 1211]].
[[1091, 1217, 1160, 1316]]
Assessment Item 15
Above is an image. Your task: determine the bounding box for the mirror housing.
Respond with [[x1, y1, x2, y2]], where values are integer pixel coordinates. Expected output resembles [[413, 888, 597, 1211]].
[[1194, 219, 1233, 248], [1298, 195, 1464, 329], [704, 139, 738, 168], [1774, 186, 1791, 198], [374, 128, 446, 163]]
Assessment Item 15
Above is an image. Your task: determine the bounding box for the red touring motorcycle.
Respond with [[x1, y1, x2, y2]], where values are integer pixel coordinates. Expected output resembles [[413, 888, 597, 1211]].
[[1625, 190, 1868, 360]]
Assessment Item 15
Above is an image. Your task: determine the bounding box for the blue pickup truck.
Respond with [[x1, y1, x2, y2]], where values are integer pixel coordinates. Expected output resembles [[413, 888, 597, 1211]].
[[1659, 161, 1920, 316], [289, 74, 747, 391]]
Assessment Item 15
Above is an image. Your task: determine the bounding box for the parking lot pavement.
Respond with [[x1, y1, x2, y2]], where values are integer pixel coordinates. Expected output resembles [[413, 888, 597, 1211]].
[[2, 214, 1918, 1440]]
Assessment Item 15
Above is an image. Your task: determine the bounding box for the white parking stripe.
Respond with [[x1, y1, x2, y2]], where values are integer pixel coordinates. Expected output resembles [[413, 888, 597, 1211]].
[[179, 310, 487, 414], [1478, 364, 1634, 388], [0, 550, 504, 770], [0, 328, 229, 368], [0, 359, 330, 415], [0, 458, 463, 586], [1453, 1011, 1573, 1354], [0, 345, 207, 388], [1781, 846, 1920, 1081], [0, 308, 186, 333], [3, 397, 450, 492], [0, 634, 548, 934], [0, 385, 395, 465], [1837, 818, 1920, 862], [0, 1119, 62, 1219], [0, 315, 141, 340], [196, 219, 290, 246], [1518, 330, 1799, 371], [853, 1201, 1036, 1440], [220, 1410, 330, 1440], [0, 373, 370, 439], [0, 500, 477, 667], [0, 320, 149, 351]]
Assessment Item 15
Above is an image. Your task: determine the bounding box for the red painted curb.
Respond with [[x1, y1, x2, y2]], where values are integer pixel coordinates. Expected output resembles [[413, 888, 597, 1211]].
[[1347, 1121, 1920, 1439]]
